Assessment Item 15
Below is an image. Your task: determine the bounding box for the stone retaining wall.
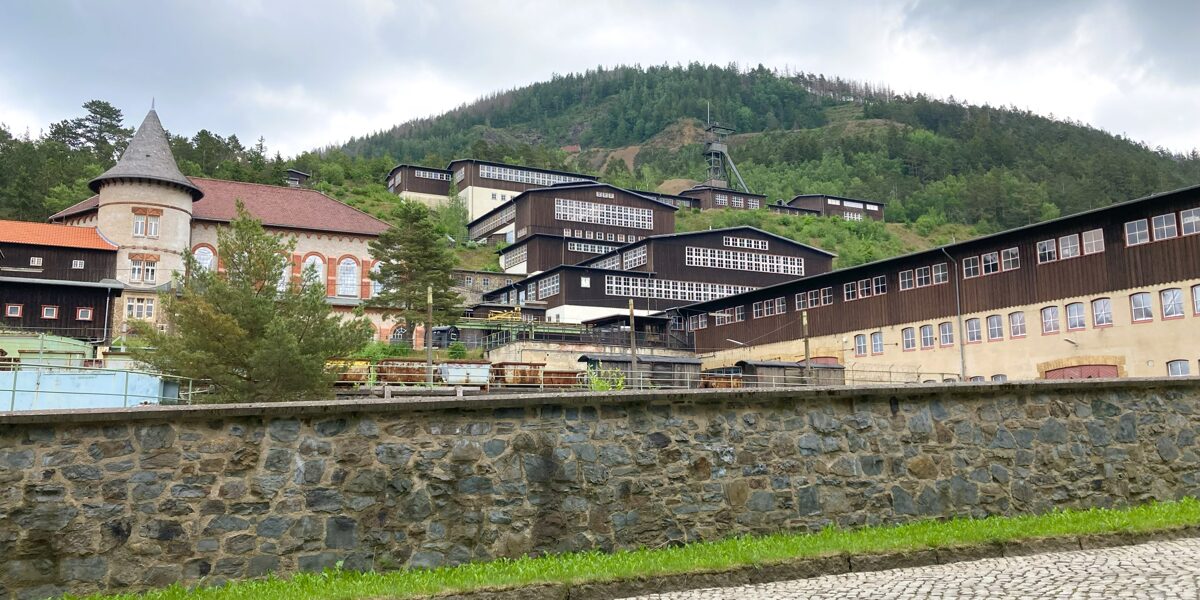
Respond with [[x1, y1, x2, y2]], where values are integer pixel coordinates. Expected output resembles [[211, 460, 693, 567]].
[[1, 380, 1198, 599]]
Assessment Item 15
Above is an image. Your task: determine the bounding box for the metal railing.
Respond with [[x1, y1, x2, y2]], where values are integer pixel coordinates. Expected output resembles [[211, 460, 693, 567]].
[[1, 361, 207, 411], [482, 329, 693, 351]]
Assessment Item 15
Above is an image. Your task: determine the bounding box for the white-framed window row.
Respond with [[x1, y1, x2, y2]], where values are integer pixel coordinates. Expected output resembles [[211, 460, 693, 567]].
[[713, 305, 746, 326], [751, 296, 788, 319], [554, 198, 653, 230], [567, 241, 618, 255], [723, 236, 768, 250], [603, 276, 755, 302], [414, 169, 451, 181], [479, 164, 589, 187], [686, 313, 708, 331], [685, 247, 804, 276], [468, 205, 515, 239], [500, 245, 527, 270], [126, 297, 155, 320], [622, 246, 648, 269], [843, 275, 887, 302], [795, 287, 834, 310], [29, 256, 43, 267], [336, 257, 359, 298], [591, 255, 621, 270], [1123, 207, 1196, 248], [898, 263, 948, 291], [130, 259, 157, 284]]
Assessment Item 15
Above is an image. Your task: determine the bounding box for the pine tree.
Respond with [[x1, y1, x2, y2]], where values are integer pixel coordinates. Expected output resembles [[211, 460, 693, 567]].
[[368, 201, 462, 329], [130, 203, 373, 403]]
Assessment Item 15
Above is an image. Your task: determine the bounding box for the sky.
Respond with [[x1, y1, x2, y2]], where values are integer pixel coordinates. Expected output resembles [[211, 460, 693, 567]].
[[1, 0, 1197, 157]]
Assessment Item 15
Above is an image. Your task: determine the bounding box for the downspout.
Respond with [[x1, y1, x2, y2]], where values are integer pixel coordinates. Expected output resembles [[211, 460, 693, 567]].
[[940, 247, 967, 381]]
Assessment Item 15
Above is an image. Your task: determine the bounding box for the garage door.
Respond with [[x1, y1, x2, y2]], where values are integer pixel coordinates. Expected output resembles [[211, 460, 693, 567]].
[[1043, 364, 1119, 379]]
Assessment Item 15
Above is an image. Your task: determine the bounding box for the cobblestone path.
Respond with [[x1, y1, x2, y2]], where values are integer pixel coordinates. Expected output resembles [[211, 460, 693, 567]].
[[622, 538, 1200, 599]]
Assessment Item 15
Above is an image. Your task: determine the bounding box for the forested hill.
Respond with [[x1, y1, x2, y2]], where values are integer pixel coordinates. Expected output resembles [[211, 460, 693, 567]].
[[3, 64, 1198, 242], [341, 64, 1200, 230]]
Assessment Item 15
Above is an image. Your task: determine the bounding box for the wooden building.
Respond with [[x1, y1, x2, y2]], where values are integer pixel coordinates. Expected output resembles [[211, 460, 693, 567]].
[[480, 227, 835, 323], [385, 164, 452, 205], [0, 220, 123, 341], [678, 186, 768, 211], [468, 183, 679, 275], [676, 184, 1200, 381], [774, 194, 886, 221], [451, 269, 515, 306]]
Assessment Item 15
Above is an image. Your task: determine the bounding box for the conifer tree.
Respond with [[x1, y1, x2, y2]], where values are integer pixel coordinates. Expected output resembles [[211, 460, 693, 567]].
[[368, 201, 462, 330], [131, 203, 372, 402]]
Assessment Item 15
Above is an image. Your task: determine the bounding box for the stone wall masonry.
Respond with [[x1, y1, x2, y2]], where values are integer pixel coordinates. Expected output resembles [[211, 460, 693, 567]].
[[1, 380, 1199, 599]]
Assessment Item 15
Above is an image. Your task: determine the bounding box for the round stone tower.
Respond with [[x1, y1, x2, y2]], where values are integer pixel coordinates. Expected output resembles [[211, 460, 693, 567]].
[[89, 109, 203, 332]]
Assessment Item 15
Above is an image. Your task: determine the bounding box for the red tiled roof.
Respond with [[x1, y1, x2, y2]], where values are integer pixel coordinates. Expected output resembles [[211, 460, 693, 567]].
[[0, 219, 118, 251], [50, 178, 390, 237]]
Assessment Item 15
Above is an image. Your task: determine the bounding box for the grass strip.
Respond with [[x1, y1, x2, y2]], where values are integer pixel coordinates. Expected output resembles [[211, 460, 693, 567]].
[[77, 497, 1200, 600]]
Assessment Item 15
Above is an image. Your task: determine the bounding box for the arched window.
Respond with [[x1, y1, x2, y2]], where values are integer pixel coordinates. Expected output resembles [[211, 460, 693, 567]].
[[302, 255, 325, 287], [1092, 298, 1113, 327], [870, 332, 883, 355], [336, 258, 358, 298], [919, 325, 934, 349], [1167, 360, 1191, 377], [939, 321, 955, 346], [853, 334, 867, 357], [991, 374, 1008, 382], [901, 327, 916, 351], [193, 247, 215, 271]]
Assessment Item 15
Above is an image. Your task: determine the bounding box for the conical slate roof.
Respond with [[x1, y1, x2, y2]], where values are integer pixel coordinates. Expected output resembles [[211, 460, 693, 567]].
[[88, 109, 203, 200]]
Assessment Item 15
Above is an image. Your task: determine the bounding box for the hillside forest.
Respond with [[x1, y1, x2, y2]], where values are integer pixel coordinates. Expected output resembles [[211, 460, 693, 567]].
[[2, 64, 1198, 269]]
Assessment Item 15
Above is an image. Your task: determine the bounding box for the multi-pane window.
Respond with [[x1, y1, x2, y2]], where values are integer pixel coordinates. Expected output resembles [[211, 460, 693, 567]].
[[981, 252, 1000, 275], [302, 255, 325, 286], [932, 263, 948, 284], [1182, 208, 1200, 236], [29, 256, 42, 266], [915, 266, 932, 287], [1193, 285, 1200, 315], [1001, 248, 1019, 271], [844, 282, 857, 301], [987, 315, 1003, 340], [126, 297, 155, 320], [821, 287, 832, 305], [920, 325, 935, 349], [1125, 219, 1150, 246], [873, 275, 886, 295], [965, 319, 981, 343], [1130, 292, 1153, 322], [1082, 229, 1105, 254], [604, 276, 754, 302], [1041, 306, 1060, 334], [684, 247, 804, 275], [1152, 213, 1178, 240], [336, 258, 358, 297], [723, 236, 768, 250], [554, 198, 654, 230], [194, 247, 216, 271], [623, 246, 648, 269], [854, 334, 867, 357], [747, 199, 760, 209], [479, 164, 589, 186], [808, 290, 822, 308], [795, 293, 807, 310], [133, 214, 146, 237], [1066, 302, 1086, 330], [568, 242, 618, 254], [992, 374, 1008, 383], [940, 321, 955, 346], [414, 169, 451, 181], [902, 328, 916, 350], [1167, 360, 1191, 377], [501, 245, 528, 269], [591, 255, 620, 270], [1058, 234, 1080, 259], [1161, 288, 1184, 318], [714, 194, 727, 206], [1037, 239, 1057, 263], [686, 314, 707, 331], [731, 197, 744, 208], [537, 275, 561, 298], [370, 264, 383, 297], [1092, 298, 1113, 327], [130, 260, 156, 284], [899, 270, 914, 290], [871, 332, 883, 354], [1009, 311, 1027, 337], [146, 216, 159, 238], [713, 307, 746, 326], [774, 297, 786, 315], [858, 279, 871, 298], [71, 260, 85, 270], [962, 256, 980, 278]]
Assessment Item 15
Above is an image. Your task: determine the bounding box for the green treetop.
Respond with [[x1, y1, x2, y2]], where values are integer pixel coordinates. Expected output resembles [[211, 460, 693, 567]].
[[368, 200, 462, 329]]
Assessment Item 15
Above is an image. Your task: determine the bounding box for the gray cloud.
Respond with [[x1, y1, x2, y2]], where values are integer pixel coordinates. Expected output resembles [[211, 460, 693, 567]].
[[0, 0, 1195, 155]]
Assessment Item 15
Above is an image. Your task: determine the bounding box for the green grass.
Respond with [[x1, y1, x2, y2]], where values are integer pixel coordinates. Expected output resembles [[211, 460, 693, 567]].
[[77, 498, 1200, 600]]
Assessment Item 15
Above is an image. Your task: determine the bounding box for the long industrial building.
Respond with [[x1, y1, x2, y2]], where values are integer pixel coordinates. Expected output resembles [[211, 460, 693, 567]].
[[673, 184, 1200, 381]]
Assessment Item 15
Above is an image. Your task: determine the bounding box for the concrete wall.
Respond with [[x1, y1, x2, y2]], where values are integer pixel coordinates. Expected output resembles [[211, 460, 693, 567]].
[[1, 380, 1198, 599]]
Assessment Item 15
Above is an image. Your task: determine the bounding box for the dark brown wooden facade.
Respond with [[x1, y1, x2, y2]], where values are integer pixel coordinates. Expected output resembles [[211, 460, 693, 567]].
[[385, 164, 452, 197], [447, 159, 597, 195], [1, 242, 122, 341], [489, 184, 679, 273], [679, 186, 768, 211], [680, 184, 1200, 352], [787, 194, 885, 221]]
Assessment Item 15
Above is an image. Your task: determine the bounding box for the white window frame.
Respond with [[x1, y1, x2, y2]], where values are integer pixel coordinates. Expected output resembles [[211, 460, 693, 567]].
[[1082, 229, 1105, 254], [965, 319, 981, 343], [1182, 208, 1200, 236], [1009, 311, 1026, 337], [41, 306, 58, 319], [981, 252, 1000, 275], [899, 270, 914, 290], [1041, 306, 1060, 334], [1092, 298, 1113, 327], [940, 321, 956, 346], [870, 332, 883, 354], [920, 325, 935, 349], [1066, 302, 1086, 330], [986, 315, 1003, 340], [1036, 239, 1057, 263], [1058, 234, 1080, 259], [133, 214, 146, 237], [854, 334, 867, 357], [902, 327, 916, 351], [1167, 360, 1191, 377], [1125, 219, 1150, 246], [962, 256, 980, 279], [1131, 292, 1153, 322], [1161, 288, 1184, 319], [932, 263, 948, 284], [336, 258, 359, 298], [1152, 213, 1178, 241], [1001, 248, 1019, 271]]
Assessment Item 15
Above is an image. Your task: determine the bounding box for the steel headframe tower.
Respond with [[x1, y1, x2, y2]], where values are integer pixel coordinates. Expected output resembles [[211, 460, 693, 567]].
[[702, 120, 750, 193]]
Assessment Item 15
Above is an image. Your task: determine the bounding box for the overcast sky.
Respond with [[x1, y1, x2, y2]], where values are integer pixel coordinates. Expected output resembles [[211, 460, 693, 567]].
[[1, 1, 1196, 156]]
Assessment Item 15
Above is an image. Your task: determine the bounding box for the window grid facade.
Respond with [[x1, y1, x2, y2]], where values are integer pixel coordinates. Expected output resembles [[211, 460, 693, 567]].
[[554, 198, 653, 230], [479, 164, 589, 186], [604, 276, 755, 302], [686, 247, 804, 276], [414, 170, 451, 181], [722, 236, 769, 250], [537, 274, 560, 299], [501, 245, 528, 269], [567, 242, 618, 255], [623, 246, 648, 269]]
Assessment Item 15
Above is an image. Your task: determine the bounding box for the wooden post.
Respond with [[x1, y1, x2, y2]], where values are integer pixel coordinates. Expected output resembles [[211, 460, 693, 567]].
[[426, 285, 434, 388], [803, 310, 811, 385], [628, 299, 638, 389]]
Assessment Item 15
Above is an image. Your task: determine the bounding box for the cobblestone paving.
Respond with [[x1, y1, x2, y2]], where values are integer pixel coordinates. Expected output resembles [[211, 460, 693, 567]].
[[623, 538, 1200, 599]]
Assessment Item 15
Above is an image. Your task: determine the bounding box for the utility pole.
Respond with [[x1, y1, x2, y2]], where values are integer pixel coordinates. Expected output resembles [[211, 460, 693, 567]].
[[802, 310, 811, 384], [628, 299, 638, 389], [426, 285, 434, 388]]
